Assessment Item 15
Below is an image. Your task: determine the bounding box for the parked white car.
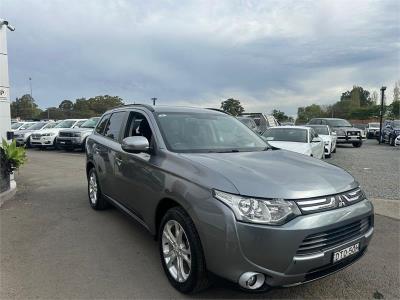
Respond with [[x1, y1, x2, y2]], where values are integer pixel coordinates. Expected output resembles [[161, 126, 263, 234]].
[[10, 121, 37, 131], [306, 125, 337, 158], [13, 121, 56, 147], [261, 126, 325, 159], [395, 135, 400, 147], [30, 119, 87, 149]]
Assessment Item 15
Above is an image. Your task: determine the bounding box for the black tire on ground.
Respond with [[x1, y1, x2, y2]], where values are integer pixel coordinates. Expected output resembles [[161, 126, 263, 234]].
[[26, 137, 32, 148], [325, 152, 331, 158], [352, 141, 362, 148], [81, 138, 87, 152], [332, 147, 336, 153], [389, 136, 395, 146], [159, 207, 210, 294], [87, 168, 110, 210]]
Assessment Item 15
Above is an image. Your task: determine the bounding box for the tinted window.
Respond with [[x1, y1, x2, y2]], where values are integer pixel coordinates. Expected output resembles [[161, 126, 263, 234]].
[[75, 120, 86, 127], [326, 119, 352, 127], [307, 125, 329, 135], [124, 112, 153, 143], [95, 114, 110, 135], [104, 112, 125, 141]]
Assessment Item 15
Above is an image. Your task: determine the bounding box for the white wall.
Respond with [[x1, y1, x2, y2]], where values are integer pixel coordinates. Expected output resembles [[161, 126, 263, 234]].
[[0, 24, 11, 141]]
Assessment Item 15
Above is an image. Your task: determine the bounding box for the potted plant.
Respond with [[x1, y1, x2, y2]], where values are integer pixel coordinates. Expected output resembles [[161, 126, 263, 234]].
[[0, 139, 26, 193]]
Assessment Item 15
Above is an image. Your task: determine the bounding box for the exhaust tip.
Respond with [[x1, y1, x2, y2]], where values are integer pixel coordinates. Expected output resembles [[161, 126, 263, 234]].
[[238, 272, 265, 290]]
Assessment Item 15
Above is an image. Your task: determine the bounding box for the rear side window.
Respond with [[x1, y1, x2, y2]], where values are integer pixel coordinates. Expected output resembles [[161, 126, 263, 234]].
[[95, 114, 110, 135], [104, 112, 126, 141]]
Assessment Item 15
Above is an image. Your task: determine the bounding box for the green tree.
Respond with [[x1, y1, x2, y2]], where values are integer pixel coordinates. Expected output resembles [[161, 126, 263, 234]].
[[388, 100, 400, 118], [272, 109, 292, 122], [59, 100, 74, 111], [340, 86, 373, 107], [393, 81, 400, 102], [297, 104, 327, 124], [10, 94, 42, 120], [87, 95, 124, 115], [220, 98, 244, 116]]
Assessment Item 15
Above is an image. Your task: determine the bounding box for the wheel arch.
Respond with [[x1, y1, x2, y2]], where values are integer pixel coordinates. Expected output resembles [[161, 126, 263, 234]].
[[154, 197, 181, 240]]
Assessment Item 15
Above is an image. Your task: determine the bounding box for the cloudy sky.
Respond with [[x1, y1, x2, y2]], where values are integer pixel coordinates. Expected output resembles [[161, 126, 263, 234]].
[[2, 0, 399, 115]]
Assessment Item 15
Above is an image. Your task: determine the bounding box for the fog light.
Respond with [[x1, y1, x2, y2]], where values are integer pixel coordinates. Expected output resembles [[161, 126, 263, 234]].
[[238, 272, 265, 290]]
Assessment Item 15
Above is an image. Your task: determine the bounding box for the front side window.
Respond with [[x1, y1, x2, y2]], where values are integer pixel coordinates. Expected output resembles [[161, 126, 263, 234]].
[[95, 115, 110, 135], [156, 112, 266, 153], [263, 128, 308, 143], [104, 112, 126, 141], [124, 112, 153, 143]]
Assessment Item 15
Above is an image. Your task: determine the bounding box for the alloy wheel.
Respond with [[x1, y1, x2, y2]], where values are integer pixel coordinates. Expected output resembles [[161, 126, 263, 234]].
[[89, 172, 98, 204], [162, 220, 192, 283]]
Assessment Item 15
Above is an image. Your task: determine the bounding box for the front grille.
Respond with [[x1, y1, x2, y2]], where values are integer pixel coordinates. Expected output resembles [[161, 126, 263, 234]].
[[296, 217, 371, 255], [347, 131, 359, 136], [31, 134, 42, 139], [295, 188, 365, 214], [59, 132, 73, 137]]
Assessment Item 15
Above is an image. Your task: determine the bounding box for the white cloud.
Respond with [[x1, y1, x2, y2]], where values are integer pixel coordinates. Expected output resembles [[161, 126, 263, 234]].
[[3, 0, 399, 114]]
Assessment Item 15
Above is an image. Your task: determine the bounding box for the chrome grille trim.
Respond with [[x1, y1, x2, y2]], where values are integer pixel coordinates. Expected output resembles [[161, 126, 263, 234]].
[[294, 188, 366, 214]]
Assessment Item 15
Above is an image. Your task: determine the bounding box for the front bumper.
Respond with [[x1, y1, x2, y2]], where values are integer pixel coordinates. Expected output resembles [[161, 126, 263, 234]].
[[56, 137, 85, 149], [30, 136, 56, 146], [196, 198, 374, 288], [336, 135, 362, 144]]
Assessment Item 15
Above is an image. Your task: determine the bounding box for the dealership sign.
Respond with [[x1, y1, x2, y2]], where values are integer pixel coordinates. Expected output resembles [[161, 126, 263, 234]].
[[0, 88, 8, 101]]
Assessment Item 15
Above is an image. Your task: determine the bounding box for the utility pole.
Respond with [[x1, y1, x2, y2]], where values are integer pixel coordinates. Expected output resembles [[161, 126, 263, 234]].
[[379, 86, 386, 144], [29, 77, 32, 97], [151, 97, 157, 106]]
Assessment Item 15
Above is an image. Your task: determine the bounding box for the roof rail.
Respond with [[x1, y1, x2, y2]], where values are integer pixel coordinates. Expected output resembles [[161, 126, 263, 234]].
[[206, 108, 231, 115], [118, 103, 155, 112]]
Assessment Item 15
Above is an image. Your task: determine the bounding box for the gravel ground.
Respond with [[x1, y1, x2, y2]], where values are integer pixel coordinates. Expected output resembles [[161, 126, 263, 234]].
[[329, 139, 400, 201]]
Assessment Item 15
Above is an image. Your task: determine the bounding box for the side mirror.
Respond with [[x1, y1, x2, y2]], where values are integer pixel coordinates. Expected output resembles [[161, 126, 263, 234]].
[[121, 136, 149, 153], [312, 137, 320, 143]]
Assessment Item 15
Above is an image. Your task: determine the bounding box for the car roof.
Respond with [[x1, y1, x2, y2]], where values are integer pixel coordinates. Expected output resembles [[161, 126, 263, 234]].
[[111, 105, 226, 115], [269, 125, 310, 130]]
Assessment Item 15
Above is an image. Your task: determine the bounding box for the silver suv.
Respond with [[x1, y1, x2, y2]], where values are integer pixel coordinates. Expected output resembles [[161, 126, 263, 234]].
[[86, 105, 374, 293], [57, 117, 100, 151]]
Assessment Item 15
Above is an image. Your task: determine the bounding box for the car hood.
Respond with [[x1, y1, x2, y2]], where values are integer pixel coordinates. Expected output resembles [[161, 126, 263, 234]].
[[39, 128, 65, 134], [59, 128, 94, 133], [266, 141, 311, 155], [180, 150, 357, 199]]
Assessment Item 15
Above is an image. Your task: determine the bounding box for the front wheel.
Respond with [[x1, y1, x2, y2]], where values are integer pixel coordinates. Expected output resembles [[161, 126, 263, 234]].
[[389, 136, 395, 146], [352, 141, 362, 148], [159, 207, 210, 294]]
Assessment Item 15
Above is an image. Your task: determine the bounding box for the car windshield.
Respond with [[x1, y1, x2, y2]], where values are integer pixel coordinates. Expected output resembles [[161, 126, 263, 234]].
[[55, 120, 76, 128], [238, 118, 255, 128], [27, 122, 47, 130], [308, 126, 329, 135], [156, 112, 267, 153], [369, 123, 379, 127], [393, 120, 400, 127], [11, 122, 23, 129], [262, 128, 308, 143], [20, 123, 36, 130], [80, 117, 100, 128], [327, 119, 352, 127]]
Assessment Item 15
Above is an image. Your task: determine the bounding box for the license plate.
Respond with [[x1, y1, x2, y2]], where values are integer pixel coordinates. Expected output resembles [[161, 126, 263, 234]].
[[60, 141, 65, 144], [333, 243, 359, 262]]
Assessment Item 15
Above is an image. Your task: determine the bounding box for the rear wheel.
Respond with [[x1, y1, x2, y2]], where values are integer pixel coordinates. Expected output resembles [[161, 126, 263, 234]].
[[87, 168, 109, 210], [159, 207, 210, 294], [389, 136, 395, 146], [26, 137, 32, 148]]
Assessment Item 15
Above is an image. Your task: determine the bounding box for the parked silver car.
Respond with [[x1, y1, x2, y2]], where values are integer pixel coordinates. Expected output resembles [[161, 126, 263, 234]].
[[86, 105, 374, 293], [57, 117, 100, 151], [14, 121, 56, 147]]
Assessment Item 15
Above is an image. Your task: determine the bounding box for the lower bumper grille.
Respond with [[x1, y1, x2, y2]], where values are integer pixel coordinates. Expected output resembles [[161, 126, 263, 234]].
[[297, 217, 371, 255]]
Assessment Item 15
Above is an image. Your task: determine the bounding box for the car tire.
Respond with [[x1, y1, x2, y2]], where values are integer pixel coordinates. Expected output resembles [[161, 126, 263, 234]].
[[389, 136, 395, 146], [26, 137, 32, 148], [325, 152, 331, 158], [87, 168, 109, 210], [352, 142, 362, 148], [332, 147, 336, 153], [159, 207, 210, 294]]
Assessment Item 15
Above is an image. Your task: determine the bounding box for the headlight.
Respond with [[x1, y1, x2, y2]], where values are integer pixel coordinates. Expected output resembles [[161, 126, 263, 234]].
[[213, 190, 301, 225], [395, 130, 400, 134], [324, 141, 330, 145]]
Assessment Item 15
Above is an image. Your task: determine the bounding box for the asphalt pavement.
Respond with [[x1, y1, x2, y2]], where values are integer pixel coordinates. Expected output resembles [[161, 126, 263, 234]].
[[1, 142, 399, 299]]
